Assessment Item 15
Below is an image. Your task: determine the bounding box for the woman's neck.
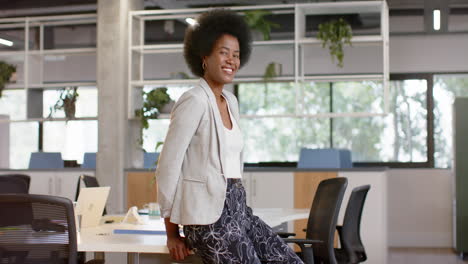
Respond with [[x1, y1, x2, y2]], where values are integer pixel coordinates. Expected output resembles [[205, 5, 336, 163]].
[[203, 77, 224, 101]]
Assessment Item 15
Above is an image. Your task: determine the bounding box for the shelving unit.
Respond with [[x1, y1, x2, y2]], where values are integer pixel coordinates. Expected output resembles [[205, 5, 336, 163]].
[[0, 14, 98, 122], [128, 1, 389, 119]]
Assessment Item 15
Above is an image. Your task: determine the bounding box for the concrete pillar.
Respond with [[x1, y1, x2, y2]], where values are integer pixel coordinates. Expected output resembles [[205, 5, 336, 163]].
[[97, 0, 143, 213], [0, 115, 9, 168]]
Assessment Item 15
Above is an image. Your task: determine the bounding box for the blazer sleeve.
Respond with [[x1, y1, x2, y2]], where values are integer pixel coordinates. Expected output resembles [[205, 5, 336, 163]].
[[156, 90, 206, 218]]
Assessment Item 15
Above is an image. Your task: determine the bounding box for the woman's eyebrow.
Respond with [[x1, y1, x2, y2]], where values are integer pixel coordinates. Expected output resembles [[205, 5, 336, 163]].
[[219, 46, 240, 53]]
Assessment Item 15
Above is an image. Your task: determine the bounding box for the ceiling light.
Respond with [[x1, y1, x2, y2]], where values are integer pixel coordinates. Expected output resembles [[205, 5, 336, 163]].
[[0, 38, 13, 47], [185, 18, 197, 26], [433, 9, 441, 31]]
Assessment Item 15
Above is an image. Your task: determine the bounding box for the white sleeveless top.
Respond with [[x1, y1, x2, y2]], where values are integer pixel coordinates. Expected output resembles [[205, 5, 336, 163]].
[[223, 98, 243, 179]]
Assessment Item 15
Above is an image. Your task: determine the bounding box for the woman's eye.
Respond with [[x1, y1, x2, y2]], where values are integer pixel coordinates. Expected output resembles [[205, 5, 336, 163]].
[[233, 54, 240, 58]]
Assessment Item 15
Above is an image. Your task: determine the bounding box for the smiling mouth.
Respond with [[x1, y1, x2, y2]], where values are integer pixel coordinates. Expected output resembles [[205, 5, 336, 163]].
[[222, 67, 234, 74]]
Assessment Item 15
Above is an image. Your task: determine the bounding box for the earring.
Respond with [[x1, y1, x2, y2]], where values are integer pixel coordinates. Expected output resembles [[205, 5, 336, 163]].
[[202, 61, 207, 70]]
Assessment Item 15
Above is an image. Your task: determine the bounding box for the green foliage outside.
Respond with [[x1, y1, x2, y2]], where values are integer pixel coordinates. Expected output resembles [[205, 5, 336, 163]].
[[433, 75, 468, 168], [238, 80, 428, 163]]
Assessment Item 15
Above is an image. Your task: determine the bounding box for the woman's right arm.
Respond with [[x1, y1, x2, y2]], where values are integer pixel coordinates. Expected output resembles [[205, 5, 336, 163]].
[[164, 218, 190, 261], [156, 91, 205, 218]]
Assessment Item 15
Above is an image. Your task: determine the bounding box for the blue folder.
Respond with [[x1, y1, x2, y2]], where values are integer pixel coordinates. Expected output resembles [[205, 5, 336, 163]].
[[113, 229, 166, 235]]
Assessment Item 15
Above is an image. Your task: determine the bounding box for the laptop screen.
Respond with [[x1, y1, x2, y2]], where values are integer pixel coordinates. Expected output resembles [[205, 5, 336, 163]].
[[76, 186, 110, 228]]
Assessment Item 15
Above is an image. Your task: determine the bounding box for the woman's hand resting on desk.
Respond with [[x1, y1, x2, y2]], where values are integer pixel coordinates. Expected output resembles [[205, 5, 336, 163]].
[[167, 235, 191, 261], [164, 218, 190, 261]]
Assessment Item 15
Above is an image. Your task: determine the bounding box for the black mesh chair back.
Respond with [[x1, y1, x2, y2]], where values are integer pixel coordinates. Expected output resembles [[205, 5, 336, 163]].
[[74, 175, 106, 215], [306, 177, 347, 264], [336, 185, 370, 264], [0, 194, 77, 264], [0, 175, 30, 194]]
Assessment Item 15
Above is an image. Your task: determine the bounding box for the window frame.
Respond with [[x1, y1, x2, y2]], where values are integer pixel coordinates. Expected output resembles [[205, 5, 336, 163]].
[[235, 72, 468, 168]]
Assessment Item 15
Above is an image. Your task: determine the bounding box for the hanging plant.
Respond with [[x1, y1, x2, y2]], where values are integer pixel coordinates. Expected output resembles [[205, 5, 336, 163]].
[[0, 61, 16, 98], [243, 10, 280, 41], [135, 87, 173, 147], [49, 87, 79, 119], [317, 18, 353, 68]]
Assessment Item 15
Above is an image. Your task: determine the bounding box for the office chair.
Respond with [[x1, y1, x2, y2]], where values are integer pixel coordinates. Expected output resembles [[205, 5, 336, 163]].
[[0, 174, 30, 194], [29, 152, 64, 169], [81, 153, 96, 169], [335, 185, 371, 264], [75, 175, 107, 215], [0, 193, 104, 264], [143, 152, 160, 169], [281, 177, 348, 264]]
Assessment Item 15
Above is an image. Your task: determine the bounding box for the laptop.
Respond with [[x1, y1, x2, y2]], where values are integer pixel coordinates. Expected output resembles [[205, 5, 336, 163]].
[[76, 186, 110, 228]]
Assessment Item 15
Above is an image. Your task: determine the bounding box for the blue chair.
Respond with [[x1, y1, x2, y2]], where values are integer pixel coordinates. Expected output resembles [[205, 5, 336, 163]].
[[82, 152, 97, 169], [28, 152, 64, 169], [143, 152, 160, 169], [297, 148, 352, 169]]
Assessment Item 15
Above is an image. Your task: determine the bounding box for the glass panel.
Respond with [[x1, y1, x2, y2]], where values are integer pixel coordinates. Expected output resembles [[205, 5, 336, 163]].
[[44, 24, 96, 49], [42, 53, 96, 83], [0, 90, 26, 120], [0, 27, 26, 52], [332, 81, 383, 113], [142, 119, 170, 153], [240, 118, 330, 163], [333, 79, 427, 162], [10, 122, 39, 169], [238, 82, 296, 115], [43, 87, 97, 118], [433, 74, 468, 168], [140, 85, 192, 153], [302, 81, 331, 114], [43, 120, 98, 164]]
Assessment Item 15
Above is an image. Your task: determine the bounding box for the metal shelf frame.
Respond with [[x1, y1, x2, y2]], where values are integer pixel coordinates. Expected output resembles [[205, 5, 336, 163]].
[[0, 13, 98, 122], [128, 1, 389, 119]]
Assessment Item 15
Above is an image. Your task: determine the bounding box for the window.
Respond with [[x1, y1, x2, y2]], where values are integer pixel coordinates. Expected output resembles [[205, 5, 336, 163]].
[[433, 74, 468, 168], [141, 85, 191, 153], [237, 77, 429, 165]]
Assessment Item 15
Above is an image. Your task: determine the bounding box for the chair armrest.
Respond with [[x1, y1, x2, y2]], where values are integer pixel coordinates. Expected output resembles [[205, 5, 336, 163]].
[[282, 238, 323, 246], [276, 232, 296, 238]]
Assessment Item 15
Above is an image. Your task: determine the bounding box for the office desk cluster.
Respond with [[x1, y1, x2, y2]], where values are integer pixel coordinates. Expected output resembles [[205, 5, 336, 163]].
[[78, 209, 309, 264]]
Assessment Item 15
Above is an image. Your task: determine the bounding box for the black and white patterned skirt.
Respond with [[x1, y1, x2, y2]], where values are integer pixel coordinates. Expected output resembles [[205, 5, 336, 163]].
[[183, 178, 304, 264]]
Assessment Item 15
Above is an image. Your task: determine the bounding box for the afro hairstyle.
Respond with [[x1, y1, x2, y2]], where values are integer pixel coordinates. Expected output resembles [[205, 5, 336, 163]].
[[183, 9, 252, 77]]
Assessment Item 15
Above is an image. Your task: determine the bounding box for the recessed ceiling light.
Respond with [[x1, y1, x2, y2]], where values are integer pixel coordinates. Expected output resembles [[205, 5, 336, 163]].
[[185, 17, 197, 26], [0, 38, 13, 47], [433, 9, 441, 31]]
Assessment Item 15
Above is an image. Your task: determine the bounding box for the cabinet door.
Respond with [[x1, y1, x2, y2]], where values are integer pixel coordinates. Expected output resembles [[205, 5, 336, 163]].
[[29, 172, 55, 195], [54, 172, 83, 201], [250, 172, 294, 209]]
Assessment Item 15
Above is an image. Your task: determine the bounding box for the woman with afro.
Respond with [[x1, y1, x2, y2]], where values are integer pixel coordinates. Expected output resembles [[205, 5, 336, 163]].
[[155, 9, 304, 264]]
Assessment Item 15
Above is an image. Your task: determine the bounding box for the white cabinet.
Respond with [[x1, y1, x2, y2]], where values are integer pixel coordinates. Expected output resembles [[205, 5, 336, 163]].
[[244, 172, 294, 209], [28, 170, 94, 201], [338, 171, 388, 264]]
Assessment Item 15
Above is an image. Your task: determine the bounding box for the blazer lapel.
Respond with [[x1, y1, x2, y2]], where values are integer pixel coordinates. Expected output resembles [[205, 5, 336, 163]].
[[198, 79, 227, 179]]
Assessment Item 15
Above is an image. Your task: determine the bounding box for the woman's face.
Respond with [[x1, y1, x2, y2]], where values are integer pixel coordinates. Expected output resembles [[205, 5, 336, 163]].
[[203, 34, 240, 87]]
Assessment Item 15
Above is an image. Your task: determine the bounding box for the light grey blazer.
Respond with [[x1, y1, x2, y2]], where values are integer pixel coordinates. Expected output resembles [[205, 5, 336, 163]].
[[156, 78, 243, 225]]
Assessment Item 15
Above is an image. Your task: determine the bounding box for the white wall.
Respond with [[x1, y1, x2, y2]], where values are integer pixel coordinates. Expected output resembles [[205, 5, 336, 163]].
[[387, 168, 453, 247]]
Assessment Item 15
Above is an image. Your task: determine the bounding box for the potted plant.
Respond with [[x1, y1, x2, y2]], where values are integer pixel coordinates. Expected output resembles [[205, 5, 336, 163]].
[[316, 18, 353, 68], [0, 61, 16, 98], [243, 10, 280, 41], [49, 86, 79, 119], [135, 87, 173, 147]]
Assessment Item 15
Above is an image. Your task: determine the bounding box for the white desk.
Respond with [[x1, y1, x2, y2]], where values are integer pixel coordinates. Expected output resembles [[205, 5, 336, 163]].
[[78, 208, 309, 264]]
